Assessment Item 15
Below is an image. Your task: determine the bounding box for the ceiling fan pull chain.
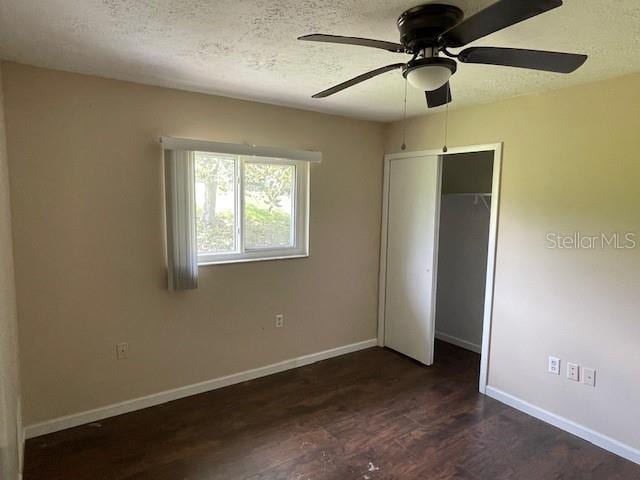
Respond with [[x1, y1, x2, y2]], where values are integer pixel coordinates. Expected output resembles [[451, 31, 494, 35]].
[[443, 87, 450, 153], [401, 76, 408, 151]]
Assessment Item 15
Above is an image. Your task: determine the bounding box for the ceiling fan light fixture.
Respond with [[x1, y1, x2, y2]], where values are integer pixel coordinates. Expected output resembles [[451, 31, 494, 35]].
[[406, 65, 451, 91], [403, 57, 457, 92]]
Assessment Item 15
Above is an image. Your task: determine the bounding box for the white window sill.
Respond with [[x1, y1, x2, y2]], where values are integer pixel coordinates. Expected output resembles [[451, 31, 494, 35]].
[[198, 253, 309, 267]]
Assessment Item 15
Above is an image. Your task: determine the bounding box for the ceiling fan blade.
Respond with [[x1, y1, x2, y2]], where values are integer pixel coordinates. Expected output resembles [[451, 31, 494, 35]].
[[298, 34, 405, 53], [441, 0, 563, 48], [425, 82, 452, 108], [459, 47, 587, 73], [311, 63, 405, 98]]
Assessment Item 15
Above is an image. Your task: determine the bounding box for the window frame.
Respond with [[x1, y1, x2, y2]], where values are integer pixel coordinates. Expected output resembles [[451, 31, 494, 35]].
[[196, 153, 309, 266]]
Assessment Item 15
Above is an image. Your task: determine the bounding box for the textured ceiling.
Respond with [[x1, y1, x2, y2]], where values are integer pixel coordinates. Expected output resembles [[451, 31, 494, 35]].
[[0, 0, 638, 121]]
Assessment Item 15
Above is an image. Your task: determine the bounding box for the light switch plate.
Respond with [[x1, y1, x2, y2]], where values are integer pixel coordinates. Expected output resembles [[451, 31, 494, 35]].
[[583, 367, 596, 387], [567, 362, 579, 381]]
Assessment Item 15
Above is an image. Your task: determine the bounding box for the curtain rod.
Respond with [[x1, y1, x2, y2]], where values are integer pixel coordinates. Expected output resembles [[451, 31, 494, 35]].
[[159, 136, 322, 163]]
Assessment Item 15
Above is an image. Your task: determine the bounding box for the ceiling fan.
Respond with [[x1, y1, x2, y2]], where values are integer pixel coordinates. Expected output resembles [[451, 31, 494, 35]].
[[298, 0, 587, 108]]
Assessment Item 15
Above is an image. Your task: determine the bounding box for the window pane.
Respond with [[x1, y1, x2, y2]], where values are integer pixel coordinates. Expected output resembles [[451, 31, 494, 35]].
[[244, 162, 295, 249], [195, 152, 236, 254]]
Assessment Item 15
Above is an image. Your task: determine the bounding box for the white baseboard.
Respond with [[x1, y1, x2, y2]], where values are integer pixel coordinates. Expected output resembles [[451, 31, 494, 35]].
[[16, 397, 24, 477], [25, 338, 378, 439], [486, 386, 640, 466], [435, 331, 481, 354], [19, 433, 24, 479]]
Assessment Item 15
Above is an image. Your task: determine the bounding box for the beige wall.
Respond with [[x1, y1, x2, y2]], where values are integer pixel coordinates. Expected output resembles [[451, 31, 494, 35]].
[[385, 73, 640, 451], [0, 63, 22, 479], [2, 62, 385, 425]]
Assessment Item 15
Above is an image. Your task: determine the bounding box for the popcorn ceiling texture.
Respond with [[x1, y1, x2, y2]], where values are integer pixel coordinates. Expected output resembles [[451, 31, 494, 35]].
[[0, 0, 638, 121]]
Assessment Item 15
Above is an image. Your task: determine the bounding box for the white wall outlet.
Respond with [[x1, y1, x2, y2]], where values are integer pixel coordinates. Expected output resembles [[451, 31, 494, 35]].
[[275, 314, 284, 328], [548, 356, 560, 375], [583, 367, 596, 387], [116, 342, 128, 360], [567, 362, 579, 381]]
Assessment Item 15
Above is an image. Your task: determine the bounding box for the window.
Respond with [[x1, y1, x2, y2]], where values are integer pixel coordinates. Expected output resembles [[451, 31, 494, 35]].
[[194, 152, 309, 264]]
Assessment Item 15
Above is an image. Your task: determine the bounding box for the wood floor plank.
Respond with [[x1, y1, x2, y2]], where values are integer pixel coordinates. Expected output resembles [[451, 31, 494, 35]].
[[24, 341, 640, 479]]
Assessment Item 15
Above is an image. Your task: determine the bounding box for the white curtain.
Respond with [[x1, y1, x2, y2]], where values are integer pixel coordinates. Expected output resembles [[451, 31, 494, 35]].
[[164, 150, 198, 290]]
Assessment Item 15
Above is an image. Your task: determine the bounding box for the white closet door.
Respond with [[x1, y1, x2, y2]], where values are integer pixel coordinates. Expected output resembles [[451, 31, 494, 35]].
[[384, 155, 441, 365]]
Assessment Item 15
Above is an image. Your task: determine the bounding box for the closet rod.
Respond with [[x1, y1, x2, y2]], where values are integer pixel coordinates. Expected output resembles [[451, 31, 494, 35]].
[[442, 192, 491, 212], [442, 192, 492, 196]]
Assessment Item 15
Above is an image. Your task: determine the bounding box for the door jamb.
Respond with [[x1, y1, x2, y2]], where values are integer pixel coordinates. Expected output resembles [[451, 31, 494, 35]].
[[377, 143, 503, 395]]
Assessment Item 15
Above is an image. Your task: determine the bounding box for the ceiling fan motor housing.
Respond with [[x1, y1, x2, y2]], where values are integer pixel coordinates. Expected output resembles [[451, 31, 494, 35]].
[[397, 4, 464, 52]]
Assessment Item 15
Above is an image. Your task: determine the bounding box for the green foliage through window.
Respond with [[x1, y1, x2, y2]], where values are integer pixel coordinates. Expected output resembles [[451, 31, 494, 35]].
[[195, 153, 295, 255], [244, 162, 294, 249], [195, 153, 235, 254]]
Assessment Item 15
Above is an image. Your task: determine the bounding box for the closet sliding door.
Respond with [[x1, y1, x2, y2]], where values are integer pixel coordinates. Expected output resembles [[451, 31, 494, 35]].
[[383, 154, 442, 365]]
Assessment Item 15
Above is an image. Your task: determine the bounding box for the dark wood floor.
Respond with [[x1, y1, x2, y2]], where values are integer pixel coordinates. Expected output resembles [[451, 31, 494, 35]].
[[25, 341, 640, 479]]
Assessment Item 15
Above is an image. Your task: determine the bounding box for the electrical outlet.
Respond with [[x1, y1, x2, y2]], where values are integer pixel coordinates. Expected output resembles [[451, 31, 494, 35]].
[[567, 362, 579, 381], [548, 356, 560, 375], [275, 314, 284, 328], [583, 367, 596, 387], [116, 342, 128, 360]]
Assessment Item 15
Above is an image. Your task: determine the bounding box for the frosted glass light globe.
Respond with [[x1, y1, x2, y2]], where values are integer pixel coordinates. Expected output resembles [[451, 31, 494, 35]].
[[406, 65, 452, 91]]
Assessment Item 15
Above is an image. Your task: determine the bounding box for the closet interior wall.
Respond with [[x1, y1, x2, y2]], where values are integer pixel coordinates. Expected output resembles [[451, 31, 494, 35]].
[[435, 151, 494, 354]]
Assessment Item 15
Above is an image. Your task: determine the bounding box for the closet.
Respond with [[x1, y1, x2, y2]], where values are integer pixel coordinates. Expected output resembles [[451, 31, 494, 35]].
[[379, 145, 500, 391], [435, 151, 493, 355]]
